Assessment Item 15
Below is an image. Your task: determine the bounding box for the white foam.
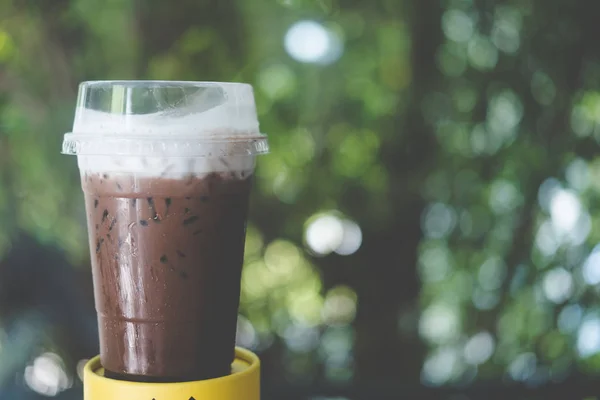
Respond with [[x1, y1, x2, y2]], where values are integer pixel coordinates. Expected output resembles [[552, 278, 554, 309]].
[[72, 109, 260, 137], [69, 82, 262, 177], [72, 84, 260, 136]]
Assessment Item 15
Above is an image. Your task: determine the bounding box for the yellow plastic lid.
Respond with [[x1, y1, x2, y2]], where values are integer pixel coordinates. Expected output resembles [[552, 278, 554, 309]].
[[83, 347, 260, 400]]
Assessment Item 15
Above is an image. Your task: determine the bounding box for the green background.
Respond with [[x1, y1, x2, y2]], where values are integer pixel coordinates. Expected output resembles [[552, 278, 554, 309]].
[[0, 0, 599, 398]]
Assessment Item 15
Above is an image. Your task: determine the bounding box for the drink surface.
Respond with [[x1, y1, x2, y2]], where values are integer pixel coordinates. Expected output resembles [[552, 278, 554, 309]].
[[82, 171, 252, 382]]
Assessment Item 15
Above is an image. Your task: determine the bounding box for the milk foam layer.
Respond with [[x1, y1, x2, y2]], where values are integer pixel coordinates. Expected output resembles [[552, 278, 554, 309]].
[[73, 81, 259, 136], [77, 154, 255, 179], [66, 82, 265, 177]]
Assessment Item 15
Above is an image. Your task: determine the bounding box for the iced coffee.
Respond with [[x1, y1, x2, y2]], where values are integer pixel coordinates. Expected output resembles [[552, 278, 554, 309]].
[[62, 81, 268, 382]]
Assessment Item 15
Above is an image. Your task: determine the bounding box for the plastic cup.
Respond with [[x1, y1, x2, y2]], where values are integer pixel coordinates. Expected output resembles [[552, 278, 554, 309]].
[[62, 81, 268, 382]]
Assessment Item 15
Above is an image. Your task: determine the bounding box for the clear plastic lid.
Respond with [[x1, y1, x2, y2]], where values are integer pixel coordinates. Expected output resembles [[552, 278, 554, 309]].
[[62, 81, 269, 157]]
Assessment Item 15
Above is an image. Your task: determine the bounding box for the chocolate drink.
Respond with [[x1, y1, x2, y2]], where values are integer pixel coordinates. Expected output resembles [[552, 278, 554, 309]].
[[81, 171, 252, 382]]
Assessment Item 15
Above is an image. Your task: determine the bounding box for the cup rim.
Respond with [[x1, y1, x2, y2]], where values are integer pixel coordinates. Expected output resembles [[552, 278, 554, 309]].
[[79, 80, 254, 89], [61, 133, 269, 157]]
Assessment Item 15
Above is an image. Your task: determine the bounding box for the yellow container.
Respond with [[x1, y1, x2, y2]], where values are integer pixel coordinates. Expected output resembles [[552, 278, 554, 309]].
[[83, 347, 260, 400]]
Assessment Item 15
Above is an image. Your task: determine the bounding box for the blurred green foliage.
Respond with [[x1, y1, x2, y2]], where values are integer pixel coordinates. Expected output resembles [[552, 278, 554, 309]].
[[2, 0, 600, 396]]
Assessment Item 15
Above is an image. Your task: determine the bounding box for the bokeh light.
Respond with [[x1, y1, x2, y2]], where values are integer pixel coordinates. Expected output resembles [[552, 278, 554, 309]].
[[550, 189, 581, 234], [491, 7, 521, 54], [305, 214, 344, 256], [419, 303, 461, 345], [236, 314, 258, 350], [542, 267, 573, 304], [558, 304, 582, 334], [442, 9, 474, 43], [565, 158, 590, 191], [422, 346, 462, 386], [577, 317, 600, 358], [422, 202, 456, 239], [478, 256, 506, 291], [583, 245, 600, 285], [304, 213, 363, 257], [322, 285, 357, 326], [464, 332, 495, 366], [283, 323, 320, 353], [24, 352, 72, 397], [284, 20, 343, 65], [508, 353, 537, 382], [467, 35, 498, 70], [418, 241, 453, 283], [334, 219, 363, 256]]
